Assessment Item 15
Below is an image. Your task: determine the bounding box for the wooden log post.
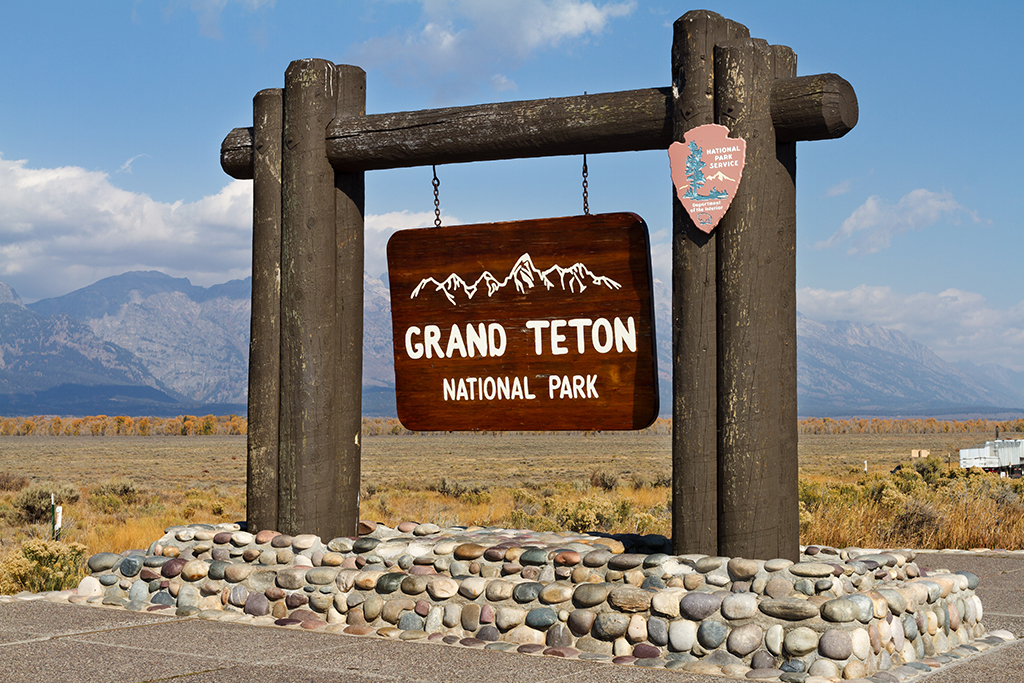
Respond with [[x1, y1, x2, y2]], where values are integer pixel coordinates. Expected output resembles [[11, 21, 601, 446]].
[[670, 10, 747, 557], [713, 38, 799, 561], [278, 59, 365, 539], [247, 88, 283, 533], [331, 65, 366, 537]]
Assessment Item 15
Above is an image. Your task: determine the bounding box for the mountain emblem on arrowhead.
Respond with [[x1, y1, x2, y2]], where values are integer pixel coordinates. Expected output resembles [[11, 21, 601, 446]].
[[411, 253, 621, 306]]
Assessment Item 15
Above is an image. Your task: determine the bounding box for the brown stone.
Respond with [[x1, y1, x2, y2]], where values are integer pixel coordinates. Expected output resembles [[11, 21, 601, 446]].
[[454, 543, 487, 560]]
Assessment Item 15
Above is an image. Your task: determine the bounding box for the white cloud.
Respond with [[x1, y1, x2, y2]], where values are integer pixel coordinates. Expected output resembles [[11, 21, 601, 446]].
[[816, 189, 976, 254], [0, 155, 254, 301], [797, 284, 1024, 371], [350, 0, 635, 99], [0, 154, 463, 303], [364, 209, 462, 281]]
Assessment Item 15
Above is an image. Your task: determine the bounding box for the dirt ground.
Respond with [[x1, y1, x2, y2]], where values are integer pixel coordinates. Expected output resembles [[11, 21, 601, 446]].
[[0, 429, 997, 491]]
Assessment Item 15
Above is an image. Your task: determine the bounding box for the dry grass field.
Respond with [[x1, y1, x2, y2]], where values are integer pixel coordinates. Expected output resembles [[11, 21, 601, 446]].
[[1, 422, 1022, 593]]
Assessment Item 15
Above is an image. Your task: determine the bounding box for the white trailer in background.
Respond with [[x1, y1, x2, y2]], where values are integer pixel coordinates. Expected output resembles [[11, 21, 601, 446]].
[[959, 439, 1024, 477]]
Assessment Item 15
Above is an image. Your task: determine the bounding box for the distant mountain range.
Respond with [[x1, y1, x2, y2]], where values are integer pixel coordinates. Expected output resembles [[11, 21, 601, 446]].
[[410, 253, 621, 305], [0, 271, 1021, 418]]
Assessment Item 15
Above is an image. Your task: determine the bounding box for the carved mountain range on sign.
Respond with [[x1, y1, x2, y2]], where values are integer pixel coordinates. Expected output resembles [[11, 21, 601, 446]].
[[411, 253, 621, 305], [705, 170, 735, 183]]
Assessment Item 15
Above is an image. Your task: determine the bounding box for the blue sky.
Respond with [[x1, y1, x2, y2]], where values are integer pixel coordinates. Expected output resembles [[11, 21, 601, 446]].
[[1, 1, 1021, 371]]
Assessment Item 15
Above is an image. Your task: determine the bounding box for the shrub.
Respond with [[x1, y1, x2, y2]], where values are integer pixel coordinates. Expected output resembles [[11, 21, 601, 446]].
[[92, 478, 138, 504], [0, 538, 87, 594], [553, 496, 617, 532], [589, 469, 619, 491], [0, 472, 29, 492], [14, 482, 80, 523]]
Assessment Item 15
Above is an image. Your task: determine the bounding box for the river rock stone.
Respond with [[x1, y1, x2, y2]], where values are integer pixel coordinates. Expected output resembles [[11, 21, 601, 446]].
[[721, 592, 758, 620], [726, 622, 762, 656], [526, 607, 558, 630], [818, 628, 853, 660], [609, 585, 651, 613], [593, 612, 630, 640], [784, 626, 818, 656], [513, 581, 543, 603], [669, 619, 697, 652], [697, 620, 728, 649], [727, 557, 760, 581], [539, 582, 573, 605], [760, 597, 819, 621], [821, 598, 858, 622], [680, 592, 723, 621]]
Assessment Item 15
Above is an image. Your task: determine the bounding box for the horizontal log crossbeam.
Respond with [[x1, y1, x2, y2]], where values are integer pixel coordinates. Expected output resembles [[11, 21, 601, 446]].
[[221, 74, 856, 179]]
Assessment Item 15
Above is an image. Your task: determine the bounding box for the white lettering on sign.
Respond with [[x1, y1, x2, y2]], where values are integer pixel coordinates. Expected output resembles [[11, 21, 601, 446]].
[[548, 374, 599, 399], [443, 376, 538, 401], [405, 323, 507, 359], [524, 317, 636, 356]]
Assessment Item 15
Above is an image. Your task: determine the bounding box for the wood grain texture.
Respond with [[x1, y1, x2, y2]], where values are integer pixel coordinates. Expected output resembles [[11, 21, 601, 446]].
[[670, 9, 748, 557], [247, 88, 282, 533], [278, 59, 343, 539], [220, 78, 857, 179], [387, 214, 658, 431], [714, 38, 798, 561], [331, 64, 366, 537], [773, 44, 800, 561]]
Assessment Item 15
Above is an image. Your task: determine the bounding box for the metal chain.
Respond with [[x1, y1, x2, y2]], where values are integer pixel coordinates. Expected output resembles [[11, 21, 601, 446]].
[[432, 165, 442, 227], [582, 154, 590, 215]]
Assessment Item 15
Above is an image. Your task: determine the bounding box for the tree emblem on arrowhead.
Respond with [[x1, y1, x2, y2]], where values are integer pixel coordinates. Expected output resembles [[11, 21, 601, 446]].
[[669, 124, 746, 233]]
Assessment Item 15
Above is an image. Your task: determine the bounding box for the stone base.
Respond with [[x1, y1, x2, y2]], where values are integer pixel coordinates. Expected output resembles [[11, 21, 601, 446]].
[[73, 523, 1005, 679]]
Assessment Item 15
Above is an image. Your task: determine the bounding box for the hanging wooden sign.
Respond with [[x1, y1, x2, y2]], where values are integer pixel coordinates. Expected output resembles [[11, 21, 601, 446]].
[[387, 213, 659, 431], [669, 123, 746, 233]]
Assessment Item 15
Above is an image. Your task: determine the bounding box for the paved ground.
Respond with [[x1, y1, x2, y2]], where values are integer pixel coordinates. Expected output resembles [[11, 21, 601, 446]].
[[1, 552, 1021, 683]]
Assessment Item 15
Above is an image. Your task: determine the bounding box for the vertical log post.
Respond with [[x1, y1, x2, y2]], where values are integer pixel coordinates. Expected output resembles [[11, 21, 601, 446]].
[[671, 10, 748, 557], [247, 88, 283, 532], [279, 59, 345, 539], [331, 65, 366, 536], [714, 38, 799, 561], [772, 45, 800, 555]]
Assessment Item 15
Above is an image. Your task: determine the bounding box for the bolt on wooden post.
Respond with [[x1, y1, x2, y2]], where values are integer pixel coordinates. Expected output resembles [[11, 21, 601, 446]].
[[223, 10, 856, 555]]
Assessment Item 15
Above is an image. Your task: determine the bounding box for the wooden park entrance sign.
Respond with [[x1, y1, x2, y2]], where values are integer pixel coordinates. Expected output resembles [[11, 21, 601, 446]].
[[387, 213, 658, 431], [220, 10, 858, 561]]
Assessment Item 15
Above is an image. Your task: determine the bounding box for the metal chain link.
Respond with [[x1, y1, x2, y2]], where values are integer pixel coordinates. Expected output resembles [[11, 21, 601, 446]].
[[582, 154, 590, 216], [432, 165, 442, 227]]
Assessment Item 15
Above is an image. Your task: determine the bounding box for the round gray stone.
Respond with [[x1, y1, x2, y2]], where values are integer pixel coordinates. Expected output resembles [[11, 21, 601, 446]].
[[512, 582, 543, 603], [821, 598, 858, 622], [697, 620, 728, 649], [607, 553, 645, 570], [726, 622, 763, 657], [648, 616, 669, 646], [118, 556, 143, 578], [526, 607, 558, 630], [784, 626, 818, 656], [546, 622, 573, 647], [817, 628, 853, 660], [573, 583, 610, 607], [88, 552, 122, 573], [244, 592, 269, 616], [721, 592, 758, 620], [593, 612, 630, 640], [680, 592, 723, 620], [519, 548, 550, 566]]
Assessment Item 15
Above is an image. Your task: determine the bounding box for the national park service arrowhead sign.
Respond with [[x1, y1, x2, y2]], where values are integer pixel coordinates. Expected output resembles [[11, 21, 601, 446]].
[[387, 213, 659, 431], [669, 124, 746, 233]]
